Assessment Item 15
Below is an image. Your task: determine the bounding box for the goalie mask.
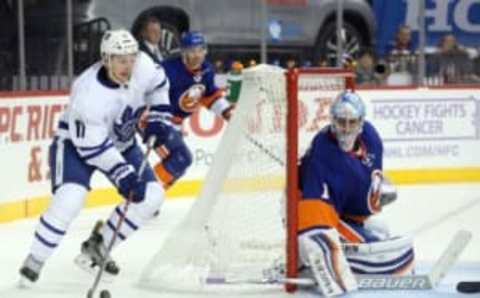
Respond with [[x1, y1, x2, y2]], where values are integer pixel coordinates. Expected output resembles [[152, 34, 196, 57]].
[[330, 91, 366, 152], [180, 31, 207, 70], [100, 29, 139, 84]]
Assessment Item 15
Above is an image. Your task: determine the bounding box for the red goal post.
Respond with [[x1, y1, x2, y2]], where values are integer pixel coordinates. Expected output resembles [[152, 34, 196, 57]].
[[286, 67, 354, 292]]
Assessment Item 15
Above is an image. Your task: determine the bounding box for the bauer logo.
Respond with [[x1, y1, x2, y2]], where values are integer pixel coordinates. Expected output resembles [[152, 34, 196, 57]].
[[356, 275, 432, 290]]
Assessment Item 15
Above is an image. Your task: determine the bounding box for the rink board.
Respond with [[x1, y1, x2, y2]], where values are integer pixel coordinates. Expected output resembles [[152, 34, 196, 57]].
[[1, 86, 480, 222]]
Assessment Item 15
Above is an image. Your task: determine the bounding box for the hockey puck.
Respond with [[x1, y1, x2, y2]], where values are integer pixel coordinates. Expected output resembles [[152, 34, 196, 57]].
[[99, 289, 111, 298], [457, 281, 480, 294]]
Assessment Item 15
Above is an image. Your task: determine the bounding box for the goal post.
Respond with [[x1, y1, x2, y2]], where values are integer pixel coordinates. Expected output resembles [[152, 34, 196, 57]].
[[285, 67, 354, 292], [139, 65, 354, 293]]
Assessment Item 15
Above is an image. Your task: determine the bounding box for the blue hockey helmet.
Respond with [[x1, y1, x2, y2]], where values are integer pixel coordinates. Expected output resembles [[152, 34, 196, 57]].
[[330, 91, 366, 151], [180, 31, 207, 49]]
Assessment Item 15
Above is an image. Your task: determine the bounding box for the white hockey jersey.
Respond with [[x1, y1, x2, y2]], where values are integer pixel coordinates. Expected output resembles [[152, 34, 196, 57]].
[[56, 52, 169, 174]]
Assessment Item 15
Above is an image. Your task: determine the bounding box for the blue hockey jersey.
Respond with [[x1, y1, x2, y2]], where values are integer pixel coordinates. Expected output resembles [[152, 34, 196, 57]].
[[299, 120, 384, 220], [160, 56, 224, 125]]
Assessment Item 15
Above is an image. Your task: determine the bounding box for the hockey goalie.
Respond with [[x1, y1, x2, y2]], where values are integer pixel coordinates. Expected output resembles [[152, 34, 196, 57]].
[[296, 91, 414, 296]]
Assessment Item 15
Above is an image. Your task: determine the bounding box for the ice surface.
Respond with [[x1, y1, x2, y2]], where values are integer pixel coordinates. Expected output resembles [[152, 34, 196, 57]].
[[0, 183, 479, 298]]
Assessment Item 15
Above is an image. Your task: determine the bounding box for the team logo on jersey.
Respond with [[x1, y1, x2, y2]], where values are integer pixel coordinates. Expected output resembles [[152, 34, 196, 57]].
[[193, 71, 204, 83], [113, 106, 137, 142], [178, 84, 206, 113], [361, 152, 375, 168]]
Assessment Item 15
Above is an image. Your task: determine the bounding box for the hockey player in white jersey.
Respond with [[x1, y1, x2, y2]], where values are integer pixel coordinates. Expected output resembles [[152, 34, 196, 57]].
[[19, 29, 171, 284]]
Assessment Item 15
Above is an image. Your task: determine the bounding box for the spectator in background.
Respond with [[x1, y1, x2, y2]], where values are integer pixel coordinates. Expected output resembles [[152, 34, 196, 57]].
[[248, 59, 257, 67], [286, 57, 297, 69], [387, 25, 414, 56], [226, 61, 243, 103], [387, 25, 415, 74], [355, 48, 383, 85], [433, 33, 475, 84], [138, 17, 163, 64]]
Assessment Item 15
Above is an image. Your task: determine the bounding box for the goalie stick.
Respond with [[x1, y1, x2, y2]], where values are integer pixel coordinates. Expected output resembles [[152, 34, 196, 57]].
[[206, 230, 472, 291]]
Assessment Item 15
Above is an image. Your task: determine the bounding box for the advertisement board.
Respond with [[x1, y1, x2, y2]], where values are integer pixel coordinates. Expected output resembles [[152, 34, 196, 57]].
[[1, 86, 479, 222]]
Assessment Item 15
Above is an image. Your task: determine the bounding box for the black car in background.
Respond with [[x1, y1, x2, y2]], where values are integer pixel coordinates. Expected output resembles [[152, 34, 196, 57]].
[[0, 0, 375, 90]]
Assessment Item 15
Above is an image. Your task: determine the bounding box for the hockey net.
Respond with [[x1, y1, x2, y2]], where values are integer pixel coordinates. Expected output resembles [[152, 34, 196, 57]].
[[139, 65, 353, 293]]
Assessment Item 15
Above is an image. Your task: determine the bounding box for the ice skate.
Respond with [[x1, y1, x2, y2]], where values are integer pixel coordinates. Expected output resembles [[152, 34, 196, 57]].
[[74, 221, 119, 282], [18, 254, 44, 288]]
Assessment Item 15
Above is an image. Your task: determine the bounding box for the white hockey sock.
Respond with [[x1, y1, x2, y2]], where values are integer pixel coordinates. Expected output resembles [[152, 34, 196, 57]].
[[100, 181, 165, 249], [29, 183, 87, 262], [100, 204, 143, 249], [30, 214, 67, 263]]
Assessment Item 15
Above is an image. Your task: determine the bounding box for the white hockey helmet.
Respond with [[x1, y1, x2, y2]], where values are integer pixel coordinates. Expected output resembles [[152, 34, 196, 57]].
[[100, 29, 139, 57], [330, 91, 366, 151]]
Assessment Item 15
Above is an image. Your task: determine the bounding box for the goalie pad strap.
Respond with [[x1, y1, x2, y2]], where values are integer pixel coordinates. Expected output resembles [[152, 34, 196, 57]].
[[343, 235, 415, 275]]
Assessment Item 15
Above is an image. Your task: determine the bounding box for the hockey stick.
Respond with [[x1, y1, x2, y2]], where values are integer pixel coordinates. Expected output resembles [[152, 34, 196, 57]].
[[206, 229, 472, 291], [457, 281, 480, 294], [86, 137, 156, 298]]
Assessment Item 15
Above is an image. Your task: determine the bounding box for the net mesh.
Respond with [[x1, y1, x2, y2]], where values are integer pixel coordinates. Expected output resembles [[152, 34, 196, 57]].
[[139, 65, 350, 293]]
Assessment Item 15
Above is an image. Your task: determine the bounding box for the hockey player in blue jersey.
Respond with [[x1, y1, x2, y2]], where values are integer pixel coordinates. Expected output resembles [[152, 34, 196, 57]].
[[145, 31, 234, 187], [18, 29, 172, 285], [297, 91, 414, 296]]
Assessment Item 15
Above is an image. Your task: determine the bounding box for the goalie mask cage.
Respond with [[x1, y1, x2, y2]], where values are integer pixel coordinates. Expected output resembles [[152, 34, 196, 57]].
[[139, 65, 354, 293]]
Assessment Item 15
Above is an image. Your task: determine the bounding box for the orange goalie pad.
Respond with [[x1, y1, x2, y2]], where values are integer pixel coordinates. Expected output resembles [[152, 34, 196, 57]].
[[298, 199, 339, 231]]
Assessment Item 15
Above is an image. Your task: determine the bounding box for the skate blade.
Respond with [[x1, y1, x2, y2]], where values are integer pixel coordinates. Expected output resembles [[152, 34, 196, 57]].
[[74, 254, 114, 283], [17, 276, 34, 289]]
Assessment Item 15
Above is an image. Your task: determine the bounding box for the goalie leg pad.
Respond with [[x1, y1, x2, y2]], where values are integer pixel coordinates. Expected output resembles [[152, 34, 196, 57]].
[[338, 217, 391, 243], [299, 228, 358, 296], [343, 235, 415, 275]]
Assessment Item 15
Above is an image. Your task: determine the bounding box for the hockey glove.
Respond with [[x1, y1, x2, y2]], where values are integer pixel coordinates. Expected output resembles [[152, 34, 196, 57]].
[[142, 120, 173, 148], [221, 104, 235, 121], [116, 171, 147, 203]]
